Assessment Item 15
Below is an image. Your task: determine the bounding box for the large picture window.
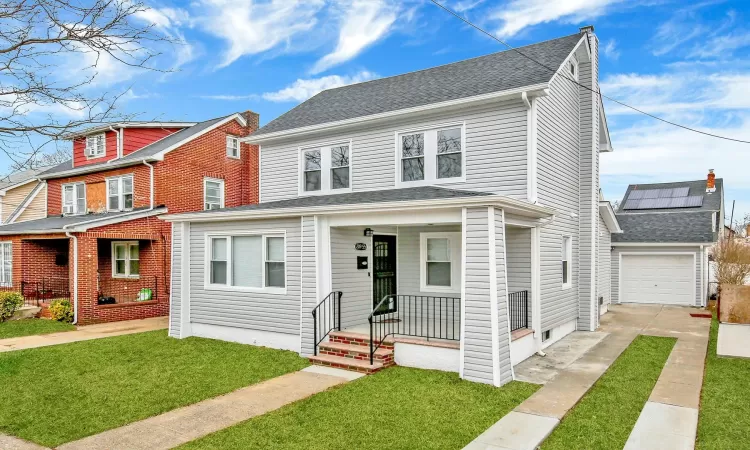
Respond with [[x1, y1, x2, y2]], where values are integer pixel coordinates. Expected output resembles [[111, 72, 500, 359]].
[[398, 124, 464, 186], [300, 142, 351, 194], [0, 242, 11, 287], [62, 182, 86, 215], [106, 175, 133, 211], [420, 232, 461, 293], [112, 241, 139, 278], [207, 234, 286, 292]]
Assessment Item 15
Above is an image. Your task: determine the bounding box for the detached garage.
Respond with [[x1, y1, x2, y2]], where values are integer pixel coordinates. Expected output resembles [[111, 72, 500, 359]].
[[611, 175, 724, 307]]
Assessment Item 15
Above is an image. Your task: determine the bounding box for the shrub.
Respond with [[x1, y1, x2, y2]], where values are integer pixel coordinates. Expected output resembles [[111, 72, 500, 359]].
[[712, 239, 750, 287], [0, 291, 23, 322], [49, 299, 73, 323]]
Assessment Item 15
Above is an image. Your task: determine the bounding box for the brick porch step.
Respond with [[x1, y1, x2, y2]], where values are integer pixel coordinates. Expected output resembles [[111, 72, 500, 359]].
[[308, 354, 386, 374], [328, 330, 394, 349], [318, 341, 393, 363]]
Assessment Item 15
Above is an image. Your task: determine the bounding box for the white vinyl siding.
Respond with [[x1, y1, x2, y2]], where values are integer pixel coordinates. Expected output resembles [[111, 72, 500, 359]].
[[598, 215, 612, 308], [62, 182, 86, 215], [505, 226, 532, 296], [106, 175, 134, 211], [260, 100, 528, 202], [169, 224, 182, 337]]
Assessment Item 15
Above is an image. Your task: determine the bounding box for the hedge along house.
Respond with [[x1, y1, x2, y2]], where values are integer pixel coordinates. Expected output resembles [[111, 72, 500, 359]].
[[165, 27, 621, 385], [0, 112, 260, 324]]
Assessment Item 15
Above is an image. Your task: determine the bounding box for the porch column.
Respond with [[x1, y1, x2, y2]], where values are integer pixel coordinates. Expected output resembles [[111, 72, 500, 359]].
[[73, 234, 97, 325], [461, 206, 514, 386], [300, 215, 329, 357]]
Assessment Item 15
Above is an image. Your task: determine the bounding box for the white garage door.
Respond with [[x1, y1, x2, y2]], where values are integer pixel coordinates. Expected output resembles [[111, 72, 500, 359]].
[[621, 254, 695, 305]]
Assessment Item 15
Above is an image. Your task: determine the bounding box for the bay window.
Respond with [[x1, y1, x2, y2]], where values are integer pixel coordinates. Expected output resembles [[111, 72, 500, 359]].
[[106, 175, 133, 211], [62, 182, 86, 215], [420, 232, 461, 292], [398, 124, 464, 185], [300, 142, 351, 194], [112, 241, 139, 278], [207, 233, 286, 292]]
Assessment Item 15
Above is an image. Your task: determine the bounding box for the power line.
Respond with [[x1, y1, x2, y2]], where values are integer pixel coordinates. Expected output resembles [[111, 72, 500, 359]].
[[429, 0, 750, 145]]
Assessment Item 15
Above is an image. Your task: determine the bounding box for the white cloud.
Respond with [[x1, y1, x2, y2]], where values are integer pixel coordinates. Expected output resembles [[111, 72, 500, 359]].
[[688, 31, 750, 59], [194, 0, 325, 69], [603, 39, 619, 60], [262, 71, 378, 102], [490, 0, 623, 38], [310, 0, 398, 74], [450, 0, 486, 13]]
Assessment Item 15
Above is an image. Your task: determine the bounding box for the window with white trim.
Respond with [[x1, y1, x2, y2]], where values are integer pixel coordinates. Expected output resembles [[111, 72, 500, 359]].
[[0, 242, 11, 287], [420, 232, 461, 292], [112, 241, 139, 278], [204, 178, 224, 210], [226, 136, 240, 158], [85, 133, 106, 158], [208, 234, 286, 291], [301, 143, 350, 194], [62, 182, 86, 215], [568, 60, 578, 80], [562, 236, 572, 289], [106, 175, 133, 211], [398, 125, 464, 185]]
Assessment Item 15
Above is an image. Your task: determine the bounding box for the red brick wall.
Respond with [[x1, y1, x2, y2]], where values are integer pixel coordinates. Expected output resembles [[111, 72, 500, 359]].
[[21, 239, 69, 281], [122, 128, 182, 156]]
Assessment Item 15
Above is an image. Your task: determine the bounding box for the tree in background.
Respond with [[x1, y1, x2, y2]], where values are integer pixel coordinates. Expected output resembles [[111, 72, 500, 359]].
[[0, 0, 174, 169]]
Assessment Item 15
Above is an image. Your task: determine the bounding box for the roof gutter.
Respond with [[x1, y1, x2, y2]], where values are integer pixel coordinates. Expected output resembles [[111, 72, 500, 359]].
[[39, 158, 155, 180], [242, 83, 550, 145]]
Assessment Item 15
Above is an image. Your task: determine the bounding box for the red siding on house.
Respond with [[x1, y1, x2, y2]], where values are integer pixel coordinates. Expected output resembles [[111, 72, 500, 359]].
[[122, 127, 182, 156], [72, 130, 118, 167]]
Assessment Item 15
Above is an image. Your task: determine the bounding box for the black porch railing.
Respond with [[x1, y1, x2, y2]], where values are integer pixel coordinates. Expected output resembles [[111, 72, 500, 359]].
[[98, 276, 158, 305], [13, 278, 71, 307], [509, 290, 529, 332], [312, 291, 342, 356], [369, 295, 461, 364]]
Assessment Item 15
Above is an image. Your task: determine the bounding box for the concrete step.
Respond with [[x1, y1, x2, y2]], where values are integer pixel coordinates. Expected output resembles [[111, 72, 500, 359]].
[[319, 341, 393, 363], [308, 354, 387, 374]]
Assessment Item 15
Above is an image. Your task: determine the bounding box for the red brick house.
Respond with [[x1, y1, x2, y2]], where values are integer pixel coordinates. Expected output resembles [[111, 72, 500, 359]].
[[0, 112, 259, 324]]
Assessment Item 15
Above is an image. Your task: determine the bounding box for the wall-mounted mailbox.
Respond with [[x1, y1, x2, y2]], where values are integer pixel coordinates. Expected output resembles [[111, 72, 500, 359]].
[[357, 256, 368, 270]]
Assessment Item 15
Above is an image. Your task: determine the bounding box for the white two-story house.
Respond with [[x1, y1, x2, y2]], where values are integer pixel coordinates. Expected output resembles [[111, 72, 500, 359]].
[[162, 26, 621, 387]]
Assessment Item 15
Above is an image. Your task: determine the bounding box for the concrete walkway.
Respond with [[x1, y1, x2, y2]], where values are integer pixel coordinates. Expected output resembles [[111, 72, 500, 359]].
[[465, 304, 710, 450], [58, 366, 361, 450], [0, 317, 168, 352]]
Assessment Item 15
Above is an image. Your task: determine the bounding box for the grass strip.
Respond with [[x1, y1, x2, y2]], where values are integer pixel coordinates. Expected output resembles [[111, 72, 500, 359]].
[[0, 318, 75, 339], [542, 335, 676, 450], [0, 330, 308, 447], [696, 317, 750, 449], [179, 366, 539, 450]]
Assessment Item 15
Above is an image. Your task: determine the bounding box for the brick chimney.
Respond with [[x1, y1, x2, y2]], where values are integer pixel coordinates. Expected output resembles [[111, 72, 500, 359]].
[[241, 110, 260, 133], [706, 169, 716, 193], [580, 25, 595, 34]]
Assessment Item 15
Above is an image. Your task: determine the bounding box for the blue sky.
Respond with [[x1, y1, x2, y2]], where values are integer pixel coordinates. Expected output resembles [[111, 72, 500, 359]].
[[13, 0, 750, 224]]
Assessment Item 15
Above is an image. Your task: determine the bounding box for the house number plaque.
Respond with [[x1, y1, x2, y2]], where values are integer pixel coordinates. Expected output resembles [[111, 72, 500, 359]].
[[355, 243, 367, 251]]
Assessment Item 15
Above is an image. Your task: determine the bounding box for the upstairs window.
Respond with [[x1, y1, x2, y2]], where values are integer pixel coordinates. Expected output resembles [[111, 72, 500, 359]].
[[300, 142, 351, 194], [62, 182, 86, 215], [85, 133, 106, 158], [226, 136, 240, 159], [568, 60, 578, 80], [562, 236, 572, 289], [204, 178, 224, 210], [398, 125, 464, 186], [106, 175, 134, 211]]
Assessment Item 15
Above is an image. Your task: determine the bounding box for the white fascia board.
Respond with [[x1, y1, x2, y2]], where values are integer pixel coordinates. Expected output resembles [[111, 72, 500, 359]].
[[599, 97, 613, 153], [61, 122, 197, 140], [598, 201, 622, 233], [612, 242, 714, 247], [39, 159, 148, 179], [548, 35, 589, 87], [149, 114, 246, 161], [242, 84, 550, 145], [161, 195, 556, 223]]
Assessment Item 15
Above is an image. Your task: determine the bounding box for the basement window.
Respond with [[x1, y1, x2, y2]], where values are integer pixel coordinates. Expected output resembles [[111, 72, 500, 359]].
[[542, 329, 551, 342]]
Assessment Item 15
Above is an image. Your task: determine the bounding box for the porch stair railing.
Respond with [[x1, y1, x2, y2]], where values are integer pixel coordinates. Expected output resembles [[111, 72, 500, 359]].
[[508, 290, 529, 332], [368, 294, 461, 365], [312, 291, 342, 356]]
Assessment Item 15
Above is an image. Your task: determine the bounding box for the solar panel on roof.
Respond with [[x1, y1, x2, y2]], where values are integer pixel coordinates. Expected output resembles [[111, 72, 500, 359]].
[[629, 190, 645, 200], [684, 196, 703, 207], [673, 187, 689, 197], [623, 199, 641, 210], [624, 185, 699, 210]]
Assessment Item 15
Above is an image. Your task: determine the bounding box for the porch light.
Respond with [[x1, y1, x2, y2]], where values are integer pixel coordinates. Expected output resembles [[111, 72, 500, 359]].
[[363, 228, 374, 237]]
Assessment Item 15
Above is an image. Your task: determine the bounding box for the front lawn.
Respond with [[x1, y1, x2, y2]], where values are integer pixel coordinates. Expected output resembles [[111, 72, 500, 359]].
[[179, 366, 539, 450], [0, 318, 75, 339], [0, 330, 308, 447], [542, 335, 676, 450], [697, 317, 750, 449]]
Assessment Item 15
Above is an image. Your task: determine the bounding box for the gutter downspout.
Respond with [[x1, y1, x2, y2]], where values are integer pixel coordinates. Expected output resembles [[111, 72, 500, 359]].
[[64, 229, 79, 325], [107, 125, 123, 163], [143, 160, 154, 209]]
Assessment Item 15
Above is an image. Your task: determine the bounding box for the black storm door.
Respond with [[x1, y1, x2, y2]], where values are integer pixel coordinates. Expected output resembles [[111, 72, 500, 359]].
[[372, 235, 397, 315]]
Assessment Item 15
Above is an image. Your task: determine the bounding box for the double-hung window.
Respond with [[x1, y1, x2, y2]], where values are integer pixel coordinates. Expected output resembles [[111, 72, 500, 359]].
[[204, 178, 224, 210], [301, 142, 351, 194], [106, 175, 133, 211], [62, 182, 86, 215], [0, 242, 11, 287], [420, 232, 461, 292], [208, 234, 286, 292], [398, 125, 464, 185], [112, 241, 139, 278], [85, 133, 106, 158], [226, 136, 240, 158], [562, 236, 572, 289]]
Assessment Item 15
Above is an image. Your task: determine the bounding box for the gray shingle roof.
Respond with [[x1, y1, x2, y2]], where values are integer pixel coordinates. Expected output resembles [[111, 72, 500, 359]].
[[178, 186, 491, 217], [0, 207, 165, 234], [39, 115, 232, 178], [613, 178, 723, 244], [252, 33, 583, 137], [0, 168, 45, 190]]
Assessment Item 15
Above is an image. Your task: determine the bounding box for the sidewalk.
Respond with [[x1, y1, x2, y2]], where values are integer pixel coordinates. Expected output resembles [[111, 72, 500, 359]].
[[0, 317, 168, 352], [465, 304, 710, 450]]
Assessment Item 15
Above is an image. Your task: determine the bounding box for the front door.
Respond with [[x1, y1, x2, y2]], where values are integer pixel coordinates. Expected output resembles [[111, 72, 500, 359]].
[[372, 234, 397, 315]]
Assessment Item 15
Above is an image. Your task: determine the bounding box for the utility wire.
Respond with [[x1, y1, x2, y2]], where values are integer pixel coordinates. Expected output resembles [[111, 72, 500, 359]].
[[429, 0, 750, 144]]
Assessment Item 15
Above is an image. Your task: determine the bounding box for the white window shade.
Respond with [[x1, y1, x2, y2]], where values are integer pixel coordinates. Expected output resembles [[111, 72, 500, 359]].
[[232, 236, 262, 287]]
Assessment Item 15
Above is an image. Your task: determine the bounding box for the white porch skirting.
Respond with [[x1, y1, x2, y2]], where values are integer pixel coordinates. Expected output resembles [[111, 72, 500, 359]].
[[510, 332, 535, 365], [190, 323, 300, 353], [394, 342, 460, 373]]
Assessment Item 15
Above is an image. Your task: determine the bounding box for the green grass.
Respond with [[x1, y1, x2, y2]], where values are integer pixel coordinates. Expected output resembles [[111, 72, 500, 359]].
[[0, 318, 75, 339], [542, 335, 676, 450], [179, 366, 539, 450], [0, 330, 308, 447], [697, 317, 750, 449]]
